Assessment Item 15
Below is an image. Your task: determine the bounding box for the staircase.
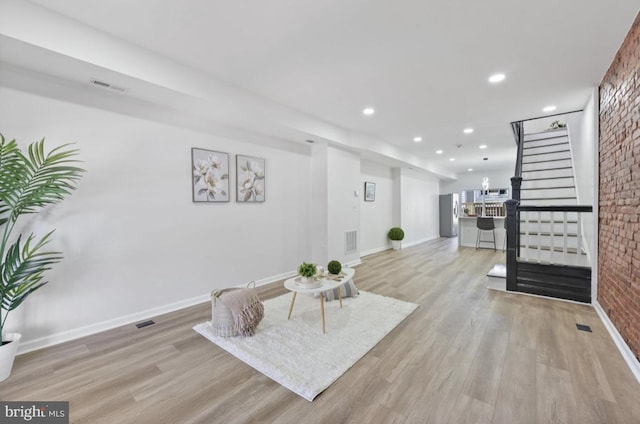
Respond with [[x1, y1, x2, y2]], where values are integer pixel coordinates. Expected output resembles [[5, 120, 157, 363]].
[[506, 116, 593, 303], [520, 129, 575, 206], [518, 128, 589, 267]]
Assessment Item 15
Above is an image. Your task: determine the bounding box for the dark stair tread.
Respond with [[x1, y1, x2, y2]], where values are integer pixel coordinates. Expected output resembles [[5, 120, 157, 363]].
[[523, 141, 570, 150], [522, 157, 572, 164], [520, 220, 579, 224], [522, 149, 571, 157], [522, 166, 573, 172], [520, 197, 577, 200], [521, 186, 576, 190], [523, 133, 568, 142], [522, 176, 575, 181], [524, 129, 568, 137]]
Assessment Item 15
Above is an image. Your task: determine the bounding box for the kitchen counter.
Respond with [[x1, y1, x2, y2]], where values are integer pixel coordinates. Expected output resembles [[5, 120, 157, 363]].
[[459, 216, 506, 250]]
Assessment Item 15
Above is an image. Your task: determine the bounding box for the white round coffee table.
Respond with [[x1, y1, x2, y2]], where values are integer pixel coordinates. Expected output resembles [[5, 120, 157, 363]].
[[284, 267, 355, 334]]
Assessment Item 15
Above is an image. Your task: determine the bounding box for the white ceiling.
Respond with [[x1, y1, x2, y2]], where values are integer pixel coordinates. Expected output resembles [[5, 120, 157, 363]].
[[3, 0, 639, 178]]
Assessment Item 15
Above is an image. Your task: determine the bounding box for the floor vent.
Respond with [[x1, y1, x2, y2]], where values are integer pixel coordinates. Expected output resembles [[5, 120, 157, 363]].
[[345, 230, 357, 254], [576, 323, 592, 332], [136, 320, 155, 329]]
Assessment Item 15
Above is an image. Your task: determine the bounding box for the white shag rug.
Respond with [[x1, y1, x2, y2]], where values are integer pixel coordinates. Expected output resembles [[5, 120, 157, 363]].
[[193, 290, 418, 401]]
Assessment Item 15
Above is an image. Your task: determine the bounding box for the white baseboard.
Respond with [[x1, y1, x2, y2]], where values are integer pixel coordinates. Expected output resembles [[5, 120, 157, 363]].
[[594, 301, 640, 384], [253, 270, 297, 287], [401, 236, 438, 249], [345, 258, 362, 267], [360, 246, 391, 257], [360, 237, 437, 257], [17, 269, 301, 355], [17, 292, 210, 355]]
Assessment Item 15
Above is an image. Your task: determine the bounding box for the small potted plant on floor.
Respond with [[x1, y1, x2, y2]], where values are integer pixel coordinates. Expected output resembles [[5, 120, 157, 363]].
[[0, 135, 84, 382], [388, 227, 404, 250]]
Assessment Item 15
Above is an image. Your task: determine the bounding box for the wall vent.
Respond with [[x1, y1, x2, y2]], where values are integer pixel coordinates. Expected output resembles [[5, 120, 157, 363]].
[[90, 79, 128, 93], [345, 230, 358, 254]]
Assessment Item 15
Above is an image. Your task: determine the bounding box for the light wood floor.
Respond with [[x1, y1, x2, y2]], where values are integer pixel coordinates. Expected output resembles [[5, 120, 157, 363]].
[[2, 238, 640, 423]]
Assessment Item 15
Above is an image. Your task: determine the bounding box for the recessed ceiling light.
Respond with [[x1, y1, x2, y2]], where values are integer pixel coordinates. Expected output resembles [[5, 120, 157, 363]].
[[436, 150, 443, 154], [449, 158, 455, 162], [479, 145, 488, 149], [488, 73, 506, 83], [468, 168, 473, 172], [543, 105, 557, 112], [463, 128, 474, 134], [413, 136, 422, 142], [362, 107, 375, 116]]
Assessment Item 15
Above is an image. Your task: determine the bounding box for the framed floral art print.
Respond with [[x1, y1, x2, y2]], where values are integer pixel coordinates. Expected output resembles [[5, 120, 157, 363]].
[[236, 155, 265, 202], [191, 148, 230, 202]]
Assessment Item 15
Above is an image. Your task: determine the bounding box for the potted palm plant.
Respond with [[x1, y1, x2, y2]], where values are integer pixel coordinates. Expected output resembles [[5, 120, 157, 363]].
[[388, 227, 405, 250], [0, 135, 84, 382]]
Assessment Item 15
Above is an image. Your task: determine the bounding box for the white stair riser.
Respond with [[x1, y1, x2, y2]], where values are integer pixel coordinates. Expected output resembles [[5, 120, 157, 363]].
[[523, 130, 568, 142], [521, 187, 577, 199], [522, 159, 572, 171], [523, 142, 570, 155], [521, 168, 574, 179], [521, 177, 575, 189], [519, 248, 590, 267], [522, 151, 571, 163]]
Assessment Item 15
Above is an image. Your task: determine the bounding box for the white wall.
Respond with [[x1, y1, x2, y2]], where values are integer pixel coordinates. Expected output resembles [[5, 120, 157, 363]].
[[569, 97, 596, 206], [360, 161, 394, 255], [400, 169, 440, 246], [568, 93, 597, 267], [311, 143, 328, 264], [439, 167, 514, 195], [0, 87, 312, 351], [327, 146, 361, 264], [309, 144, 361, 265]]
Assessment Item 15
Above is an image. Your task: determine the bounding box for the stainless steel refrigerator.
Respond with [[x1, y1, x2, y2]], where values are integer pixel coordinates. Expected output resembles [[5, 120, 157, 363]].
[[439, 193, 459, 237]]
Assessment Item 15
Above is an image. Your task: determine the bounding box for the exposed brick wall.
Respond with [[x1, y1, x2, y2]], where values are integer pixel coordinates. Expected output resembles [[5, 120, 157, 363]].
[[598, 12, 640, 361]]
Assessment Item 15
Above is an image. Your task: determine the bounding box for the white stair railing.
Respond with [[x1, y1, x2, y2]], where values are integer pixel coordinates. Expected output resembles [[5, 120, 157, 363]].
[[518, 206, 592, 267]]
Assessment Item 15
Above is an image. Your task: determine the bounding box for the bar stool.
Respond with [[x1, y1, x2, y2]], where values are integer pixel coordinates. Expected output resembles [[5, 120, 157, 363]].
[[476, 216, 496, 251]]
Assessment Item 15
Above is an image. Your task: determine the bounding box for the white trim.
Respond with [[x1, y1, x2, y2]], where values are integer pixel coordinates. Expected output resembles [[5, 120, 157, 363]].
[[360, 245, 391, 257], [594, 301, 640, 384], [359, 237, 438, 257], [17, 292, 209, 355], [253, 270, 297, 287], [17, 269, 301, 355], [344, 258, 362, 267], [401, 236, 438, 249]]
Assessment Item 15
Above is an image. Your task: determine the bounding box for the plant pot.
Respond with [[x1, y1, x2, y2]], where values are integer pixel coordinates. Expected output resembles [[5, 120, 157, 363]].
[[0, 333, 21, 382], [297, 276, 321, 289], [391, 240, 401, 250]]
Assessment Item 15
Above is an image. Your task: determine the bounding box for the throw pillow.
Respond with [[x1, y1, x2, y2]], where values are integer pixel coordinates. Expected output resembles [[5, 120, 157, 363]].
[[323, 279, 359, 301]]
